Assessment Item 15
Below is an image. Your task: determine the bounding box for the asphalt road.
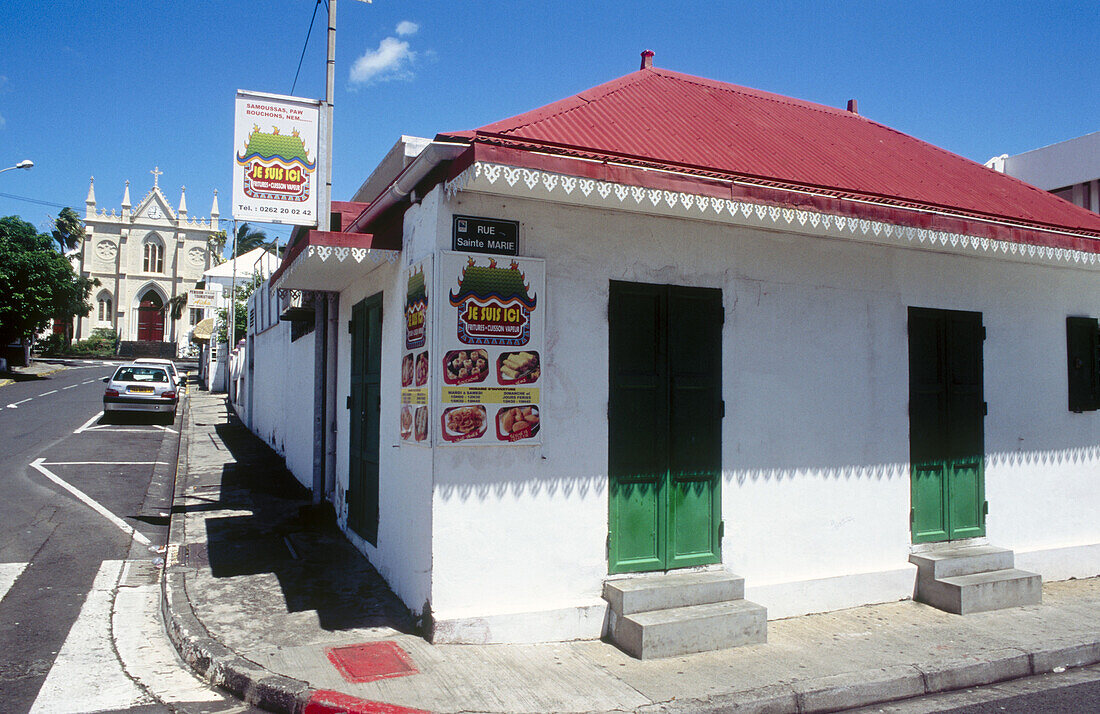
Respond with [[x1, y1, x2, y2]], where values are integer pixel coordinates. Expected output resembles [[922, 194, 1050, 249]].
[[0, 361, 254, 713]]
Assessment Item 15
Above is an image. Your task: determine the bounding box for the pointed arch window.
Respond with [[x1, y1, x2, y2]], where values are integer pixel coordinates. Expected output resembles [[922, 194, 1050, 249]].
[[143, 234, 165, 273], [97, 290, 113, 323]]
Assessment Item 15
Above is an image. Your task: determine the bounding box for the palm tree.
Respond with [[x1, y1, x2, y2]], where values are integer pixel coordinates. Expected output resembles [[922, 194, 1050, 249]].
[[233, 222, 270, 257], [51, 207, 84, 254]]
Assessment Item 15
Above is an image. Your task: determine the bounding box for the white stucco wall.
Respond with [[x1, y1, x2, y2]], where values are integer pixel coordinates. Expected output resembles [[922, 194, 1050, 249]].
[[408, 184, 1100, 637], [249, 321, 315, 489]]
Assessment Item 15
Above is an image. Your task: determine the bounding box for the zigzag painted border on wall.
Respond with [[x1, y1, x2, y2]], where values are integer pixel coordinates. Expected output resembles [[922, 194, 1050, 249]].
[[445, 161, 1100, 269]]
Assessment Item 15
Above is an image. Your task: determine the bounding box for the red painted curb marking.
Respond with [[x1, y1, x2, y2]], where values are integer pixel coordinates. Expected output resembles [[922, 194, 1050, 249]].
[[304, 689, 430, 714]]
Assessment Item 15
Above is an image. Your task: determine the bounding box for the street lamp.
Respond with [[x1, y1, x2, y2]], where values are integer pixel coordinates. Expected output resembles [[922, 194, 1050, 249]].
[[0, 159, 33, 175]]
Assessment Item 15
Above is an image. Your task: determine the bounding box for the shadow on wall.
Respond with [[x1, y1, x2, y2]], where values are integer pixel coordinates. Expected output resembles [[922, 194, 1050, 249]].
[[175, 404, 415, 633]]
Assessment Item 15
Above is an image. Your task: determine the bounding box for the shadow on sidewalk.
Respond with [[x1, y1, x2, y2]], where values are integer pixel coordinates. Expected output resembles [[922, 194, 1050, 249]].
[[177, 399, 417, 634]]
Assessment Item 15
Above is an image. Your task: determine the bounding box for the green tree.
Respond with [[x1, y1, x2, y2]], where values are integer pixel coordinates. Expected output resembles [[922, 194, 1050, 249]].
[[0, 215, 95, 348], [233, 222, 270, 257], [208, 230, 227, 265], [51, 207, 85, 253], [215, 273, 262, 345]]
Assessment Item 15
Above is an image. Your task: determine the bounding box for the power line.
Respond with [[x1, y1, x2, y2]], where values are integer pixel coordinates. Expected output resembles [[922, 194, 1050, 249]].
[[0, 191, 72, 210], [291, 0, 323, 96]]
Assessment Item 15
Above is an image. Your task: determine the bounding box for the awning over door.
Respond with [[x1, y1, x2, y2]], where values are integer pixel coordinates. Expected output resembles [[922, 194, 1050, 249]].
[[270, 229, 399, 292]]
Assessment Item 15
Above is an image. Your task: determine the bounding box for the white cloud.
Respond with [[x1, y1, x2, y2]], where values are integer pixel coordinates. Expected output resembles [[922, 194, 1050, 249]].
[[349, 23, 420, 86], [0, 112, 5, 130]]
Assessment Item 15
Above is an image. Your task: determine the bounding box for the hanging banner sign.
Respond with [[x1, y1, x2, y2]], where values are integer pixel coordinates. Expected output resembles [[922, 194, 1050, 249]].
[[399, 257, 432, 445], [232, 90, 320, 226], [437, 252, 545, 445], [188, 290, 217, 308]]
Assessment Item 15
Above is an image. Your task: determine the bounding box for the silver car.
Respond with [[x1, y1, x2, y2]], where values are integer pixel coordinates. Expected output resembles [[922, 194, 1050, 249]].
[[132, 357, 184, 388], [103, 363, 178, 420]]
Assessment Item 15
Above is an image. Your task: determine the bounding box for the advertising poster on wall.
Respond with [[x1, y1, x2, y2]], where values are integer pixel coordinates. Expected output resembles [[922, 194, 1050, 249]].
[[232, 90, 320, 226], [400, 257, 432, 445], [437, 252, 545, 446]]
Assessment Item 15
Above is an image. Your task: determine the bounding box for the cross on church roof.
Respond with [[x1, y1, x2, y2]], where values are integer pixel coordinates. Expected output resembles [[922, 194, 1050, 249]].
[[150, 166, 163, 188]]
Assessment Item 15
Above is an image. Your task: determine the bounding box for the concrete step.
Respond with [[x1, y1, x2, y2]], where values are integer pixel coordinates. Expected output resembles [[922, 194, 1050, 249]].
[[916, 568, 1042, 615], [611, 599, 767, 659], [909, 544, 1014, 579], [604, 570, 745, 616]]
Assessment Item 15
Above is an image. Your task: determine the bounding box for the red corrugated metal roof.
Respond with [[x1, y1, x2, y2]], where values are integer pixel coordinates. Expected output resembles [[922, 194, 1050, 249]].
[[438, 67, 1100, 236]]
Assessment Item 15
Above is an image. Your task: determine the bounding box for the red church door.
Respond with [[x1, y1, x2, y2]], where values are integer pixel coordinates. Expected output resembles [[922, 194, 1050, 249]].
[[137, 290, 165, 341]]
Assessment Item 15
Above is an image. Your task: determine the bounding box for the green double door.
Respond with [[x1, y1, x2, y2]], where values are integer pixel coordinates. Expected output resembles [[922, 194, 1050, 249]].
[[349, 293, 383, 545], [908, 307, 986, 544], [608, 282, 723, 574]]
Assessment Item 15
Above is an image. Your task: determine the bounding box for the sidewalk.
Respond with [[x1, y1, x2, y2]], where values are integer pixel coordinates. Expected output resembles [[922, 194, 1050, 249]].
[[164, 387, 1100, 714], [0, 357, 76, 386]]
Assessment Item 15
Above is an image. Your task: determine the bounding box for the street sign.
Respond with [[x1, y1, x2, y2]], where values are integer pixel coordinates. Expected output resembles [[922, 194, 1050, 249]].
[[452, 215, 519, 256]]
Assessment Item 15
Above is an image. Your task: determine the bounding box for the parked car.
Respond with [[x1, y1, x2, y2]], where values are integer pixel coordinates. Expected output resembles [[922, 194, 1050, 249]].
[[103, 363, 178, 421], [132, 358, 184, 388]]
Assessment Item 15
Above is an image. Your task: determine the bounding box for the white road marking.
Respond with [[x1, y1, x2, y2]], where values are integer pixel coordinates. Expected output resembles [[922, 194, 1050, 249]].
[[29, 459, 151, 546], [40, 389, 57, 396], [0, 562, 28, 603], [154, 425, 179, 433], [114, 576, 226, 705], [6, 398, 32, 408], [82, 379, 95, 384], [62, 384, 77, 390], [74, 411, 104, 433], [30, 560, 153, 713]]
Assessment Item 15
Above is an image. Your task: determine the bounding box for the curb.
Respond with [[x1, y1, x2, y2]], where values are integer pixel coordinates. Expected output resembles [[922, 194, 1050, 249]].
[[159, 391, 416, 714], [636, 640, 1100, 714], [161, 391, 314, 713]]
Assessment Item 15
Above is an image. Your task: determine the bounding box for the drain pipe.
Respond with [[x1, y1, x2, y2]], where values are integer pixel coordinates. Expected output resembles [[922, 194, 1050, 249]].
[[346, 141, 468, 234], [324, 292, 339, 501]]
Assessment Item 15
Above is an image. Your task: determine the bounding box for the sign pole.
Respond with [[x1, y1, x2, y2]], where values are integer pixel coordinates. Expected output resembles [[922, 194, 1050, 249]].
[[321, 0, 335, 235], [229, 219, 238, 347]]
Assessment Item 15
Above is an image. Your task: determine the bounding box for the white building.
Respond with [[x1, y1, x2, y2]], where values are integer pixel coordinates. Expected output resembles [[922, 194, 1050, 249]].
[[246, 57, 1100, 651], [76, 168, 219, 355], [987, 131, 1100, 213]]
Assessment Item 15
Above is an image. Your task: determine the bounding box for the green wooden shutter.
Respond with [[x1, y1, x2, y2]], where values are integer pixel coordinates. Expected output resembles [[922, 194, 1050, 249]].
[[1067, 316, 1099, 413]]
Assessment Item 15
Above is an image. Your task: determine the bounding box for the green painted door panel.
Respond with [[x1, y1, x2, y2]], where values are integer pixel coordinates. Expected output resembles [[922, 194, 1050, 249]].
[[348, 292, 383, 545], [908, 307, 985, 544], [609, 282, 722, 573]]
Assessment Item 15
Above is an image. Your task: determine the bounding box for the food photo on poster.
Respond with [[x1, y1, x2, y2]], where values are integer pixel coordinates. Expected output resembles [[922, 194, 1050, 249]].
[[444, 349, 489, 384], [498, 351, 540, 384], [442, 404, 487, 442], [496, 405, 539, 441]]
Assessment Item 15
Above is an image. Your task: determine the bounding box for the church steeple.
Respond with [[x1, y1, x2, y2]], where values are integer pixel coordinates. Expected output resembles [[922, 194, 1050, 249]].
[[121, 180, 131, 221], [85, 176, 96, 219], [210, 189, 220, 231], [178, 185, 188, 217]]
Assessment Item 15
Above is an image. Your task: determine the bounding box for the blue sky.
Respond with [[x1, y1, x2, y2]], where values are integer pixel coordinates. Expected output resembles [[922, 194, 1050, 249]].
[[1, 1, 1096, 245]]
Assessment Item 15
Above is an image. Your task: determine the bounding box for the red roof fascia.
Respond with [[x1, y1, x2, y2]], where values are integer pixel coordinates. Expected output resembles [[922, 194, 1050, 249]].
[[460, 142, 1100, 255], [269, 230, 381, 286]]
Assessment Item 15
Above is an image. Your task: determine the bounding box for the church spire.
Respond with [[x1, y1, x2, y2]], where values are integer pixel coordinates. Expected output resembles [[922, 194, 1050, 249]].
[[85, 176, 96, 219], [178, 185, 188, 216], [210, 189, 220, 231], [121, 180, 131, 221]]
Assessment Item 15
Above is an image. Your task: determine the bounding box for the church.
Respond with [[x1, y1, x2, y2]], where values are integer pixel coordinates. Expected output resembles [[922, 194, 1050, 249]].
[[74, 168, 220, 355]]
